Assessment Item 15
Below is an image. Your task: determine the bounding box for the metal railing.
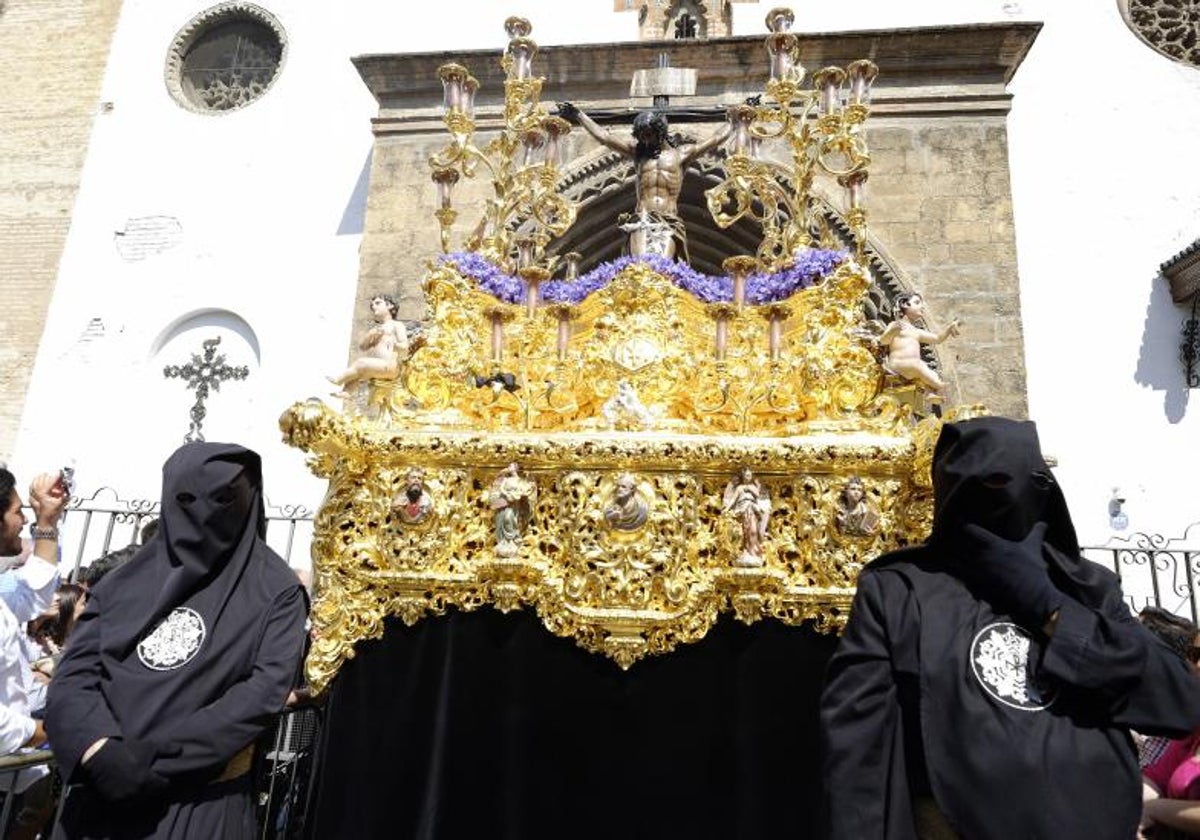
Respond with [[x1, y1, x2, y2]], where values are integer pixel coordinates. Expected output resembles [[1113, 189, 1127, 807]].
[[0, 749, 57, 838], [34, 488, 316, 581], [0, 706, 322, 839], [1081, 525, 1200, 622]]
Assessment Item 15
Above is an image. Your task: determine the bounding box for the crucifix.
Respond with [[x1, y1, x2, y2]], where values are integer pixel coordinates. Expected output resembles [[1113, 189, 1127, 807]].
[[629, 52, 697, 109], [163, 336, 249, 443], [559, 51, 724, 261]]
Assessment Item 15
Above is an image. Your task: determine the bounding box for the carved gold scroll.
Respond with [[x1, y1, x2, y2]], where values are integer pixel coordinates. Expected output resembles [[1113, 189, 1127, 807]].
[[282, 260, 979, 694]]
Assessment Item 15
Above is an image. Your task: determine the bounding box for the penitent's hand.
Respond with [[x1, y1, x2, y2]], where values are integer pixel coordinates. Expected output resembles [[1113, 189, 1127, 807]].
[[959, 522, 1062, 626]]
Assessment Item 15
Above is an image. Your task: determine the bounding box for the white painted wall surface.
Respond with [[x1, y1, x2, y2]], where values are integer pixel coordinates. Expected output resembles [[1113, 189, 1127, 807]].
[[1006, 2, 1200, 544], [15, 1, 1200, 578]]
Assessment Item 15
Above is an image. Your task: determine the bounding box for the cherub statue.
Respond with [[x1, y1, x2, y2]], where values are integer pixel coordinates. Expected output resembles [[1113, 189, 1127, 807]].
[[391, 468, 433, 525], [602, 380, 655, 429], [834, 475, 880, 537], [488, 463, 536, 557], [878, 291, 959, 399], [723, 467, 772, 567], [328, 294, 410, 397], [604, 473, 649, 531]]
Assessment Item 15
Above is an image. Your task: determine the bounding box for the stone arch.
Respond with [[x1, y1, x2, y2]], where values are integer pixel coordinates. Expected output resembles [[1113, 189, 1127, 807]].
[[550, 147, 950, 378], [150, 307, 262, 365], [552, 147, 913, 307]]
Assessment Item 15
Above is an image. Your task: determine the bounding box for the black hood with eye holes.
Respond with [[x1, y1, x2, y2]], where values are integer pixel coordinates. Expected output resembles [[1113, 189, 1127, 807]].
[[928, 416, 1113, 609], [99, 441, 281, 656], [931, 417, 1064, 544], [45, 441, 308, 790]]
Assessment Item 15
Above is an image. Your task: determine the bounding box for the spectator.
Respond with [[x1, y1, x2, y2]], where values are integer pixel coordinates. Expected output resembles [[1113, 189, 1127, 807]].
[[27, 582, 87, 682], [1142, 714, 1200, 837], [1140, 606, 1198, 661], [1139, 608, 1200, 838], [1136, 607, 1200, 769], [0, 465, 68, 838], [821, 417, 1200, 840], [46, 442, 309, 839], [78, 544, 139, 590], [138, 518, 158, 545]]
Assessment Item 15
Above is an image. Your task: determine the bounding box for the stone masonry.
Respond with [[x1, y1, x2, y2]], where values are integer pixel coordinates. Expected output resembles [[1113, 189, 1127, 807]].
[[350, 23, 1039, 418], [0, 0, 123, 460]]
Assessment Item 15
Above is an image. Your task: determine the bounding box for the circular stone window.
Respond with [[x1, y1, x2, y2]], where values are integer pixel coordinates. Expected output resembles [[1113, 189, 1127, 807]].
[[1119, 0, 1200, 69], [166, 3, 286, 113]]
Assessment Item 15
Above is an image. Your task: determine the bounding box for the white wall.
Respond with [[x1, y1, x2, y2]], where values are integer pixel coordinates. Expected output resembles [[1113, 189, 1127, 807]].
[[10, 1, 638, 573], [758, 0, 1200, 543], [16, 0, 1200, 573], [13, 0, 379, 539], [1006, 2, 1200, 543]]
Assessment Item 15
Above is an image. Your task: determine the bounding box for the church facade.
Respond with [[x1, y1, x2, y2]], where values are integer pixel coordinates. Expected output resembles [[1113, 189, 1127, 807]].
[[3, 0, 1200, 573]]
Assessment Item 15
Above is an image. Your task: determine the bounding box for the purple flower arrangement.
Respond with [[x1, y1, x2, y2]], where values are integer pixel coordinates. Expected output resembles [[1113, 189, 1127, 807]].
[[438, 251, 525, 304], [745, 248, 848, 304], [438, 249, 848, 307]]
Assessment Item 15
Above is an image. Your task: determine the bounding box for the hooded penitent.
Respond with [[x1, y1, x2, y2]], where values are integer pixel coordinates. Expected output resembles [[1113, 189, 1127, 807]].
[[821, 417, 1200, 840], [46, 442, 309, 840], [928, 417, 1117, 615]]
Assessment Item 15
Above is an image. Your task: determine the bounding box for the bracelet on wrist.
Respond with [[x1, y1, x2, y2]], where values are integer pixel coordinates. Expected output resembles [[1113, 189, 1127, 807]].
[[29, 524, 59, 541]]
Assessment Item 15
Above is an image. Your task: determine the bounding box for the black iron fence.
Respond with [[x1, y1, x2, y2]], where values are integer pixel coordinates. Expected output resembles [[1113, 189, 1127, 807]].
[[42, 487, 315, 581], [0, 490, 320, 836], [10, 492, 1196, 837], [1081, 526, 1200, 623], [0, 705, 321, 839]]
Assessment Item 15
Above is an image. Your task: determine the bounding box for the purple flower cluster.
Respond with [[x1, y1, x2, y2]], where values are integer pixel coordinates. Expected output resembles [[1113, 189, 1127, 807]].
[[438, 252, 524, 305], [440, 250, 847, 307], [744, 248, 849, 304]]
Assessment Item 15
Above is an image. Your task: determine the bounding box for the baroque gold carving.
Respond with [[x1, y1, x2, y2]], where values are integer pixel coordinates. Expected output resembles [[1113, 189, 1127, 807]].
[[283, 261, 983, 694]]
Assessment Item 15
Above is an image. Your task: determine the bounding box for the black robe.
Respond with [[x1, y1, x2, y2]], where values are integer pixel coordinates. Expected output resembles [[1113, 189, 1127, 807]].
[[821, 418, 1200, 839], [822, 548, 1200, 839], [45, 443, 309, 839]]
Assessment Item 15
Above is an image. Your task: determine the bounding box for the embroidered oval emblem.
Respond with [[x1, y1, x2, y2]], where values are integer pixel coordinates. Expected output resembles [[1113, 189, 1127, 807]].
[[137, 607, 206, 671], [969, 621, 1056, 711]]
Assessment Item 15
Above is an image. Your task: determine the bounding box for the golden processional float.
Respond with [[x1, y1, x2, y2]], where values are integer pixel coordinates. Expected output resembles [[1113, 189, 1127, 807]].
[[281, 8, 984, 695]]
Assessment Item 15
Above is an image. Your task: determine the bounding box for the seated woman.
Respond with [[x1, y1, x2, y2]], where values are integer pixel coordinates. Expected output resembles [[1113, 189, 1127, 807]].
[[1143, 732, 1200, 837], [1141, 615, 1200, 838]]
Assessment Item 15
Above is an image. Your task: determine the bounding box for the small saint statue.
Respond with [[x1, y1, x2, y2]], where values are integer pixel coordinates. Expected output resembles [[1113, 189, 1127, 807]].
[[834, 475, 880, 537], [328, 294, 410, 397], [391, 468, 433, 526], [488, 463, 536, 557], [878, 291, 959, 400], [723, 467, 772, 568], [604, 473, 649, 531]]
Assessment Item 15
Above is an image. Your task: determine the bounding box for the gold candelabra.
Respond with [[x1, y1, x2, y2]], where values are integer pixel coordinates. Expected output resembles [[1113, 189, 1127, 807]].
[[706, 7, 877, 268], [428, 17, 576, 277]]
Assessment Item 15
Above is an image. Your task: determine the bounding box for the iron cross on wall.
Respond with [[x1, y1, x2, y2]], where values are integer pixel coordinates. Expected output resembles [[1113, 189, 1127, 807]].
[[163, 336, 249, 443]]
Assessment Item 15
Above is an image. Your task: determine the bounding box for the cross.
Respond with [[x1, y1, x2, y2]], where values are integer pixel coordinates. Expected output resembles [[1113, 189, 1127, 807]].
[[163, 336, 249, 443], [629, 52, 696, 110]]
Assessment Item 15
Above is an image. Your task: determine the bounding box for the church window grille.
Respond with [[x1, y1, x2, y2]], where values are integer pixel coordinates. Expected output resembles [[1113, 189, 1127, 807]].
[[1119, 0, 1200, 68], [165, 3, 287, 114], [675, 13, 698, 38]]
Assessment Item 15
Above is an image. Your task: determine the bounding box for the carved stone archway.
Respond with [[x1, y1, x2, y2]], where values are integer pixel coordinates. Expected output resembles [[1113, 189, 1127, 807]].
[[550, 148, 914, 317]]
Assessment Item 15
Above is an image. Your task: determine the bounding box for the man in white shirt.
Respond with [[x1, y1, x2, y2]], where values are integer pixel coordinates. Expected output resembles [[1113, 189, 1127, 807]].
[[0, 465, 67, 835]]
